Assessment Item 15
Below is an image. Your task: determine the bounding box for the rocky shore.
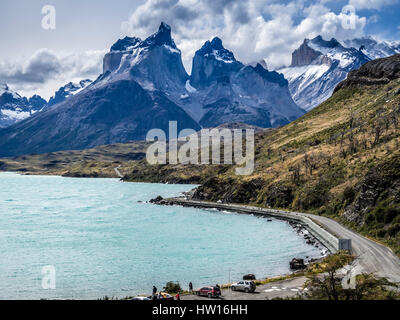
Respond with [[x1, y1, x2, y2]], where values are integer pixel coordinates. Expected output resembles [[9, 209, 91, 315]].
[[287, 221, 329, 263]]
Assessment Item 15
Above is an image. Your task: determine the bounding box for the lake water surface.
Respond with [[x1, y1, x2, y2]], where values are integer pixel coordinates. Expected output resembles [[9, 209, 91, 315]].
[[0, 172, 321, 299]]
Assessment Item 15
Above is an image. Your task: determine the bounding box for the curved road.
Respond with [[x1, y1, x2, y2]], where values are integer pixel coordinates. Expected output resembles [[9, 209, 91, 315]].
[[114, 166, 123, 178], [304, 213, 400, 283], [171, 199, 400, 284]]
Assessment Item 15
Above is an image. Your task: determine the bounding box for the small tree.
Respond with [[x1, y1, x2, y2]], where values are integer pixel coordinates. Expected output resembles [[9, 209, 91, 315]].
[[289, 164, 301, 185], [163, 281, 182, 294], [349, 274, 394, 300], [304, 252, 398, 300], [305, 252, 353, 300]]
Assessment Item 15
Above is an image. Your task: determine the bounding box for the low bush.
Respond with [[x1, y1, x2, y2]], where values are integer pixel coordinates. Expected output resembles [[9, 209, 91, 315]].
[[163, 282, 182, 294]]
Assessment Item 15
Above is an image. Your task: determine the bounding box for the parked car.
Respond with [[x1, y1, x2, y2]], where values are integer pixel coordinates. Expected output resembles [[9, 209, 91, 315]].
[[131, 296, 151, 300], [195, 286, 221, 298], [231, 280, 256, 293]]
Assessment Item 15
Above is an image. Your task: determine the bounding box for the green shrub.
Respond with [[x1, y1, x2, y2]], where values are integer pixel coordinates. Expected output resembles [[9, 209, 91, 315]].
[[296, 179, 331, 210], [163, 282, 182, 294], [342, 186, 356, 204], [376, 229, 387, 238], [387, 223, 400, 237], [369, 205, 400, 224], [385, 207, 400, 224]]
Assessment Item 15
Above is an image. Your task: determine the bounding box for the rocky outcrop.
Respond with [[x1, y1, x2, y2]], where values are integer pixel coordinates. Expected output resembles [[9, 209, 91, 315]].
[[149, 196, 175, 206], [343, 170, 383, 224], [290, 40, 322, 67], [343, 154, 400, 226], [191, 177, 265, 204], [264, 183, 294, 208], [335, 54, 400, 92]]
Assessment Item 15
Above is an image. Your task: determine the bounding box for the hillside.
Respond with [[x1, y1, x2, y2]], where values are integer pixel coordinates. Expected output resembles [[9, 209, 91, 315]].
[[126, 54, 400, 254], [0, 142, 148, 178]]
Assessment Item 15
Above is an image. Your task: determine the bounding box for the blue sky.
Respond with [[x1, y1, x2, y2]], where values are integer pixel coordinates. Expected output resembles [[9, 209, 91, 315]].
[[0, 0, 399, 98]]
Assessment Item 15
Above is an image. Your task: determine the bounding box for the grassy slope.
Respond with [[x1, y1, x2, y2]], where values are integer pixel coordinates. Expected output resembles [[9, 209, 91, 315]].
[[0, 142, 148, 178]]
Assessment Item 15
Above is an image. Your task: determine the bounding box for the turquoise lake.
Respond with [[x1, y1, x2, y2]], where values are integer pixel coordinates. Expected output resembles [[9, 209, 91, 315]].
[[0, 172, 322, 299]]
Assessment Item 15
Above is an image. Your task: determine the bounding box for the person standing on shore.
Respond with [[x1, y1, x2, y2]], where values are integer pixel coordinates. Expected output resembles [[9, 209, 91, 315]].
[[152, 285, 157, 298]]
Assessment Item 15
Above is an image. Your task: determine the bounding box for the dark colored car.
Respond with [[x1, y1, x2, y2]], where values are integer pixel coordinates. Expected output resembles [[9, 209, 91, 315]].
[[195, 286, 221, 298]]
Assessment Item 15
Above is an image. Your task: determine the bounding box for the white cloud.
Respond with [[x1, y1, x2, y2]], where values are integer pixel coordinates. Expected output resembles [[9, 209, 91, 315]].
[[0, 49, 105, 99], [3, 0, 395, 99], [122, 0, 368, 71], [349, 0, 398, 10]]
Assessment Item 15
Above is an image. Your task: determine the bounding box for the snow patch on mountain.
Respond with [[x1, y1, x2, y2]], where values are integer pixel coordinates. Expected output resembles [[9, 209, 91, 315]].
[[185, 80, 197, 93], [280, 64, 330, 93]]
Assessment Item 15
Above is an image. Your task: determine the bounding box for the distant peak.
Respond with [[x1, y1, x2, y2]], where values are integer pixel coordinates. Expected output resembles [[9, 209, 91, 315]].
[[197, 37, 236, 63], [210, 37, 223, 49], [159, 22, 171, 32], [248, 60, 268, 70], [141, 21, 175, 48], [310, 35, 341, 49], [201, 37, 224, 51]]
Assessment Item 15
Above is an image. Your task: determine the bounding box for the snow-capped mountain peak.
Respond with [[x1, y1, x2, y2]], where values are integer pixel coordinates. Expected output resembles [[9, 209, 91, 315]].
[[292, 36, 366, 69], [280, 35, 370, 111], [343, 37, 400, 61], [190, 37, 242, 89], [47, 79, 93, 107], [141, 21, 176, 49], [0, 84, 47, 128], [196, 37, 236, 64]]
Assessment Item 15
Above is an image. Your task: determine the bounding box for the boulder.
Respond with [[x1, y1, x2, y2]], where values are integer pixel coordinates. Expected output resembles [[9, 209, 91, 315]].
[[149, 196, 164, 204], [290, 258, 306, 270]]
